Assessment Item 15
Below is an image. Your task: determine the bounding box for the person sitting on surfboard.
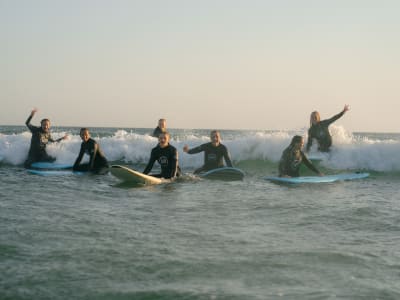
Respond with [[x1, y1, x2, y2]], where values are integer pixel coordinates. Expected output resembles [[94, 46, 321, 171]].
[[183, 130, 233, 174], [152, 118, 167, 138], [143, 131, 181, 179], [306, 104, 350, 152], [73, 128, 109, 174], [24, 108, 68, 168], [279, 135, 323, 177]]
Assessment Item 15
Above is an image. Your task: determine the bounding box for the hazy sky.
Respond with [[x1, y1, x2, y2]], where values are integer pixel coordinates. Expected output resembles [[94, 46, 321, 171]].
[[1, 0, 399, 132]]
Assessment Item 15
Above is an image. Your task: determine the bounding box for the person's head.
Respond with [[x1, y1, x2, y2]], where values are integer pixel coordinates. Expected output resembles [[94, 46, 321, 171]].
[[80, 128, 90, 142], [40, 119, 50, 132], [310, 111, 320, 126], [290, 135, 304, 150], [158, 131, 170, 148], [158, 118, 166, 130], [210, 130, 221, 146]]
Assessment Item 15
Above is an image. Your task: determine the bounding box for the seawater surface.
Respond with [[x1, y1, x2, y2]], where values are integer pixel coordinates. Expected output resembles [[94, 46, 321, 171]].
[[1, 126, 400, 299]]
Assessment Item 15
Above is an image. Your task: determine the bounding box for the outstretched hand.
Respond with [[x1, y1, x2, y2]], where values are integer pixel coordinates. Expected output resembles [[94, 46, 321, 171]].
[[343, 104, 350, 112], [31, 108, 38, 116], [183, 145, 189, 153]]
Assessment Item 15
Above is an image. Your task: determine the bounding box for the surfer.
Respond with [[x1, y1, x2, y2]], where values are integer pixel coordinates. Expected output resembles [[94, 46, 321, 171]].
[[306, 104, 350, 152], [73, 128, 109, 174], [24, 108, 68, 168], [279, 135, 323, 177], [152, 118, 167, 138], [183, 130, 233, 174], [143, 131, 181, 179]]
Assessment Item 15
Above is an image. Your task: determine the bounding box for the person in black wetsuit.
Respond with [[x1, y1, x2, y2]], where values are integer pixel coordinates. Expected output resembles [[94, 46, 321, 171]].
[[143, 131, 180, 179], [24, 108, 68, 168], [73, 128, 109, 174], [306, 105, 350, 152], [152, 118, 167, 138], [183, 130, 233, 174], [279, 135, 323, 177]]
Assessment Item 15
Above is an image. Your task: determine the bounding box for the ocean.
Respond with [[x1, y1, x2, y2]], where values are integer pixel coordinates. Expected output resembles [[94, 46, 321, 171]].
[[1, 125, 399, 299]]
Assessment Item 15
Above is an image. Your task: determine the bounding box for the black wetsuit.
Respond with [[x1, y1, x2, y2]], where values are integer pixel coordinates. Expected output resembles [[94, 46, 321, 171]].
[[306, 110, 345, 152], [24, 115, 63, 168], [187, 142, 233, 173], [143, 144, 180, 179], [152, 127, 164, 138], [73, 138, 109, 174], [278, 145, 320, 177]]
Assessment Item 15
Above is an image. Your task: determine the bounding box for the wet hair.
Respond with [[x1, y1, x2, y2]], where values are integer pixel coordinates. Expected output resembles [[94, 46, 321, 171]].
[[80, 128, 90, 135], [210, 130, 220, 138], [310, 111, 320, 126], [290, 135, 303, 147], [158, 131, 170, 138], [40, 118, 50, 125]]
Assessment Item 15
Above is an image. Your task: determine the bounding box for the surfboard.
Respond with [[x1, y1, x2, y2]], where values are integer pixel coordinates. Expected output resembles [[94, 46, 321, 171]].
[[264, 172, 369, 184], [27, 169, 84, 176], [30, 162, 74, 169], [110, 165, 164, 185], [198, 167, 245, 181]]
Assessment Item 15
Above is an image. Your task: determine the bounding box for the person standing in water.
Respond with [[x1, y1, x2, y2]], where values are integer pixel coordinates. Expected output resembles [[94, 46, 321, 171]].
[[152, 118, 167, 138], [183, 130, 233, 174], [306, 105, 350, 152], [143, 131, 180, 179], [73, 128, 109, 174], [24, 108, 68, 168], [279, 135, 323, 177]]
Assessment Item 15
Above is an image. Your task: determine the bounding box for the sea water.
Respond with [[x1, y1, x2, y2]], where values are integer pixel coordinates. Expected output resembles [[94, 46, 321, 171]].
[[1, 125, 400, 299]]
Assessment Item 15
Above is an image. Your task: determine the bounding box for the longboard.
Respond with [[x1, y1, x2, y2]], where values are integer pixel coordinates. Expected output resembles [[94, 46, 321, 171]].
[[110, 165, 164, 185], [30, 162, 74, 169], [264, 172, 369, 184], [198, 167, 245, 181]]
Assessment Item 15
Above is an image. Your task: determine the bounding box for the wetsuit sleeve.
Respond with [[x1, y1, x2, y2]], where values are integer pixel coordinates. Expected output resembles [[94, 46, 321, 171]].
[[223, 146, 233, 167], [88, 142, 99, 170], [143, 149, 156, 174], [25, 114, 36, 132], [301, 152, 320, 175], [323, 110, 345, 126], [73, 144, 85, 169], [187, 144, 205, 154], [169, 148, 179, 178]]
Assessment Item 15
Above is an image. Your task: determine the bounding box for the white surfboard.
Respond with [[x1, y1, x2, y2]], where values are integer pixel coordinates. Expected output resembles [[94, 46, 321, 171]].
[[110, 165, 164, 185], [264, 172, 369, 184]]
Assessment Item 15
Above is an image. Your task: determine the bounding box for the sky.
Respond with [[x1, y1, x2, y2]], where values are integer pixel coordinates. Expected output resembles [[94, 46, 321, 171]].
[[1, 0, 399, 132]]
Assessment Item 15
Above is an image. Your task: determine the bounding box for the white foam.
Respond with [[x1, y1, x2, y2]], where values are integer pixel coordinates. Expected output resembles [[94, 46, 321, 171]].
[[1, 126, 399, 172]]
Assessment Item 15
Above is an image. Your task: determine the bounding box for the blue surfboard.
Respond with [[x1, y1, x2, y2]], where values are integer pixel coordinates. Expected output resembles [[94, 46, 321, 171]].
[[198, 167, 245, 181], [27, 169, 84, 176], [30, 162, 74, 169], [264, 172, 369, 184]]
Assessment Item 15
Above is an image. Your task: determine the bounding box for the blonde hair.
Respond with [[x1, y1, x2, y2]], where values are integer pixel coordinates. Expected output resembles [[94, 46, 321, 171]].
[[310, 111, 320, 126]]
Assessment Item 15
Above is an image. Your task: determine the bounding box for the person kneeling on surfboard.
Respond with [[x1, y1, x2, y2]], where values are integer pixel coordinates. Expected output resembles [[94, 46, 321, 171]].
[[73, 128, 109, 174], [183, 130, 233, 174], [24, 108, 68, 168], [143, 132, 181, 179], [279, 135, 323, 177]]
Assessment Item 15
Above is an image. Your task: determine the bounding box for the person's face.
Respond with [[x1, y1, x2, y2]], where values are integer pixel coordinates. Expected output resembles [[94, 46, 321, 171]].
[[41, 120, 50, 132], [210, 132, 220, 146], [296, 139, 304, 150], [159, 120, 166, 129], [158, 133, 169, 148], [80, 130, 90, 142]]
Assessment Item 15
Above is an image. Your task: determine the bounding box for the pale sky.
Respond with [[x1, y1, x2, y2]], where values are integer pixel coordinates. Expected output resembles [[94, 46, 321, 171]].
[[1, 0, 399, 132]]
